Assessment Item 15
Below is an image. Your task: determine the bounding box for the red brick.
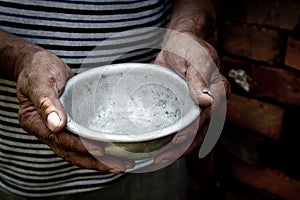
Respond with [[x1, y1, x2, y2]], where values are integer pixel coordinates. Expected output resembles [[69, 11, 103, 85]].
[[226, 94, 284, 140], [221, 57, 300, 107], [222, 22, 283, 65], [224, 0, 300, 30], [285, 37, 300, 71], [232, 159, 300, 200]]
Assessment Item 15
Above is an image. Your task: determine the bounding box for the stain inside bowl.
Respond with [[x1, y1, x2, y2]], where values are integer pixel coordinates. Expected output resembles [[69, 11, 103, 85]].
[[86, 79, 182, 141], [61, 63, 200, 144]]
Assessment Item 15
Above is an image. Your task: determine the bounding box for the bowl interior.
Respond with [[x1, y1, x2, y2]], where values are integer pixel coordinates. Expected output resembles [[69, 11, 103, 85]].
[[60, 63, 200, 142]]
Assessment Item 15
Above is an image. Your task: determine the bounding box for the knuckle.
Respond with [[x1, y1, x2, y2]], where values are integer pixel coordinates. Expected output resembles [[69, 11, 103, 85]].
[[39, 97, 50, 109], [38, 97, 55, 115], [18, 107, 34, 131], [48, 132, 60, 145]]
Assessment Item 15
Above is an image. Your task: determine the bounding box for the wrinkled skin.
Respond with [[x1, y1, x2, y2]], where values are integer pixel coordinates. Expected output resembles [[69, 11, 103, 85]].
[[16, 31, 230, 173], [17, 50, 134, 173], [153, 31, 230, 165]]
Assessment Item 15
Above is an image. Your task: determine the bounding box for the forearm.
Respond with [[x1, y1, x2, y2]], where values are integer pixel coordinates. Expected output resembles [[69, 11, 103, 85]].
[[0, 29, 43, 80], [168, 0, 221, 38]]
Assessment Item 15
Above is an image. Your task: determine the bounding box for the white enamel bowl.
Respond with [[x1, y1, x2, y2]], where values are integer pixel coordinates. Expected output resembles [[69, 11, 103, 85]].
[[60, 63, 200, 159]]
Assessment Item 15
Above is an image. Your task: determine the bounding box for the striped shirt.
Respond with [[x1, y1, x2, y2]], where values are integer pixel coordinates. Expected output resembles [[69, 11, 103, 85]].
[[0, 0, 173, 197]]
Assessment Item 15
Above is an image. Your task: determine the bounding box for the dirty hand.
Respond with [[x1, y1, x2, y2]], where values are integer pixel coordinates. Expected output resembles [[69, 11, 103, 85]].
[[154, 30, 230, 165], [16, 48, 133, 173]]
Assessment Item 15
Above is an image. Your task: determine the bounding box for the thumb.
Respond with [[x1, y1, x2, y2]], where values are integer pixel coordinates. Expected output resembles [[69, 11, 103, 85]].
[[37, 71, 73, 132], [16, 51, 74, 133], [45, 103, 66, 132], [17, 73, 70, 132], [34, 91, 67, 132], [17, 86, 67, 133]]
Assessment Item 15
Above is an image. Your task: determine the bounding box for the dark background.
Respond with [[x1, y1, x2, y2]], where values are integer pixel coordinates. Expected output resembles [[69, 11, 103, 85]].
[[186, 0, 300, 199]]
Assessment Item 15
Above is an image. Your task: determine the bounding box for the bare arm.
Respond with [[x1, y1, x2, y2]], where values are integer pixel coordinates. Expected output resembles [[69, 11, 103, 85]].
[[168, 0, 222, 39], [0, 29, 44, 80], [0, 29, 131, 172]]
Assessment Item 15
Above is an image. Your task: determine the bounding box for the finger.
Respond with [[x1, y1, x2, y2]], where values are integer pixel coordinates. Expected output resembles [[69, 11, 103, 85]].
[[155, 50, 213, 107], [49, 138, 136, 173], [48, 131, 104, 155], [196, 74, 229, 158], [154, 108, 211, 164], [33, 71, 70, 133], [18, 98, 136, 171], [154, 41, 216, 107], [155, 50, 189, 78], [49, 144, 126, 173], [81, 138, 105, 156], [55, 135, 136, 169], [184, 39, 219, 106], [154, 118, 209, 165], [18, 101, 95, 154], [183, 117, 210, 155], [187, 66, 213, 106], [154, 51, 167, 66], [172, 107, 211, 144], [18, 89, 66, 133], [18, 97, 50, 137], [96, 155, 136, 171], [17, 55, 73, 132], [207, 73, 230, 111], [154, 138, 192, 165], [172, 116, 200, 144]]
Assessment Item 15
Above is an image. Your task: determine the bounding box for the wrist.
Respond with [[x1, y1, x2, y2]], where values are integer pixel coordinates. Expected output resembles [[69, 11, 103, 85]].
[[13, 45, 45, 80], [168, 15, 209, 39], [0, 41, 44, 80], [167, 0, 217, 39], [0, 30, 44, 80]]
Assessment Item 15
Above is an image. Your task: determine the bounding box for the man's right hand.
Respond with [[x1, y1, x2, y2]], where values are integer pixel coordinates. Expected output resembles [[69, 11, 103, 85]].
[[15, 48, 133, 173]]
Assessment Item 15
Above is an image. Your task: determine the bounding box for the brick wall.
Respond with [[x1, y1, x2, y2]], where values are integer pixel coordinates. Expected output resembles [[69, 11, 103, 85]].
[[215, 0, 300, 199]]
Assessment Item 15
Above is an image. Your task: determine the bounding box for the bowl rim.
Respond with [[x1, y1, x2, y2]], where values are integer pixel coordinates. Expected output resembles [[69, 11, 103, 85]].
[[60, 62, 201, 142]]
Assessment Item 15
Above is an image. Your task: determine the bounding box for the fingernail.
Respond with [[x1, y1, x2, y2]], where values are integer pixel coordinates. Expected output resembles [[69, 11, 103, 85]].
[[47, 112, 61, 132], [201, 88, 214, 103], [201, 88, 212, 97]]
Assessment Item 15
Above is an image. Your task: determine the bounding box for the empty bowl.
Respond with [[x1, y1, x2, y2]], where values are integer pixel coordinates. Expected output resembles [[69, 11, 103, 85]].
[[59, 63, 200, 160]]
